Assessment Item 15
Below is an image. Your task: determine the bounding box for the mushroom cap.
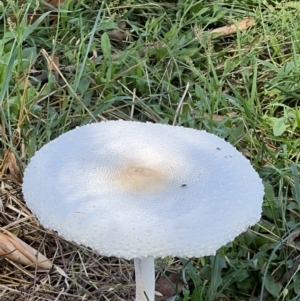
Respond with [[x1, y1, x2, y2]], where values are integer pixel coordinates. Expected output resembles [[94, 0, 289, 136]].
[[23, 121, 264, 259]]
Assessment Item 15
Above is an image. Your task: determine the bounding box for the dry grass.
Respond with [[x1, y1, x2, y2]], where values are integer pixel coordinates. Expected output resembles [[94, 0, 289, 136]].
[[0, 174, 182, 300], [3, 0, 294, 299], [0, 175, 137, 301]]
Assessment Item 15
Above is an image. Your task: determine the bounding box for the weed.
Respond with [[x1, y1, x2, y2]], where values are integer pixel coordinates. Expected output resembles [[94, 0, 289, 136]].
[[1, 0, 300, 300]]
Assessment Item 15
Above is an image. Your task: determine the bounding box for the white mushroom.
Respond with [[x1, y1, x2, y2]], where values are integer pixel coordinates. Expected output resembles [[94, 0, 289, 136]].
[[22, 120, 264, 301]]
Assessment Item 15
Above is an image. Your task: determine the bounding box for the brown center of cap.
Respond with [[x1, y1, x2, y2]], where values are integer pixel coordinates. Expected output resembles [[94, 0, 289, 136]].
[[116, 165, 167, 193]]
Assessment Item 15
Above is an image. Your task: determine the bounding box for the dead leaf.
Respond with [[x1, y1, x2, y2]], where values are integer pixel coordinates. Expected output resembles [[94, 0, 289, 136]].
[[11, 0, 74, 24], [212, 112, 237, 122], [211, 18, 255, 37], [0, 230, 52, 269], [45, 54, 60, 80], [46, 55, 59, 72], [43, 0, 68, 8], [217, 297, 230, 301], [155, 273, 185, 301], [287, 228, 300, 246], [7, 151, 22, 183]]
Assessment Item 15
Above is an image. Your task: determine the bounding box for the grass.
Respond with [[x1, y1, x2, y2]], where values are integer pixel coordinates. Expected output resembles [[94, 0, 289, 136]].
[[1, 0, 300, 300]]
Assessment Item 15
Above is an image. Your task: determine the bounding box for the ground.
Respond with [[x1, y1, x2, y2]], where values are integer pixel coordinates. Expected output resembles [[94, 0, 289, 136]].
[[1, 0, 300, 300]]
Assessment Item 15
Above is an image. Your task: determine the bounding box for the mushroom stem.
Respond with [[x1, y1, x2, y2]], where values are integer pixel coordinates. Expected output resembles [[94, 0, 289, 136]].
[[134, 256, 155, 301]]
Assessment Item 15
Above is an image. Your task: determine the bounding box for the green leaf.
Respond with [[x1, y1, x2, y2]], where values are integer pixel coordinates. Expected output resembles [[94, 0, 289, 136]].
[[262, 181, 279, 220], [273, 117, 288, 136], [101, 32, 112, 61], [179, 48, 199, 57], [264, 275, 282, 297], [21, 47, 37, 69], [264, 181, 275, 203], [78, 77, 90, 95], [291, 164, 300, 210], [21, 47, 37, 62], [209, 254, 227, 297]]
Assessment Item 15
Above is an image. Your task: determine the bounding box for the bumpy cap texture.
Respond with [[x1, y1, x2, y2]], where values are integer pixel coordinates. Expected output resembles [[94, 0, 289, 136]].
[[23, 121, 264, 259]]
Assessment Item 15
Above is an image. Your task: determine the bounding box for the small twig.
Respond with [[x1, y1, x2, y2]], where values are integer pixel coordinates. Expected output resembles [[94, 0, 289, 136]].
[[33, 232, 48, 288], [130, 89, 136, 120], [54, 288, 65, 301], [211, 18, 255, 38], [173, 82, 190, 126], [278, 255, 300, 286], [54, 234, 67, 272]]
